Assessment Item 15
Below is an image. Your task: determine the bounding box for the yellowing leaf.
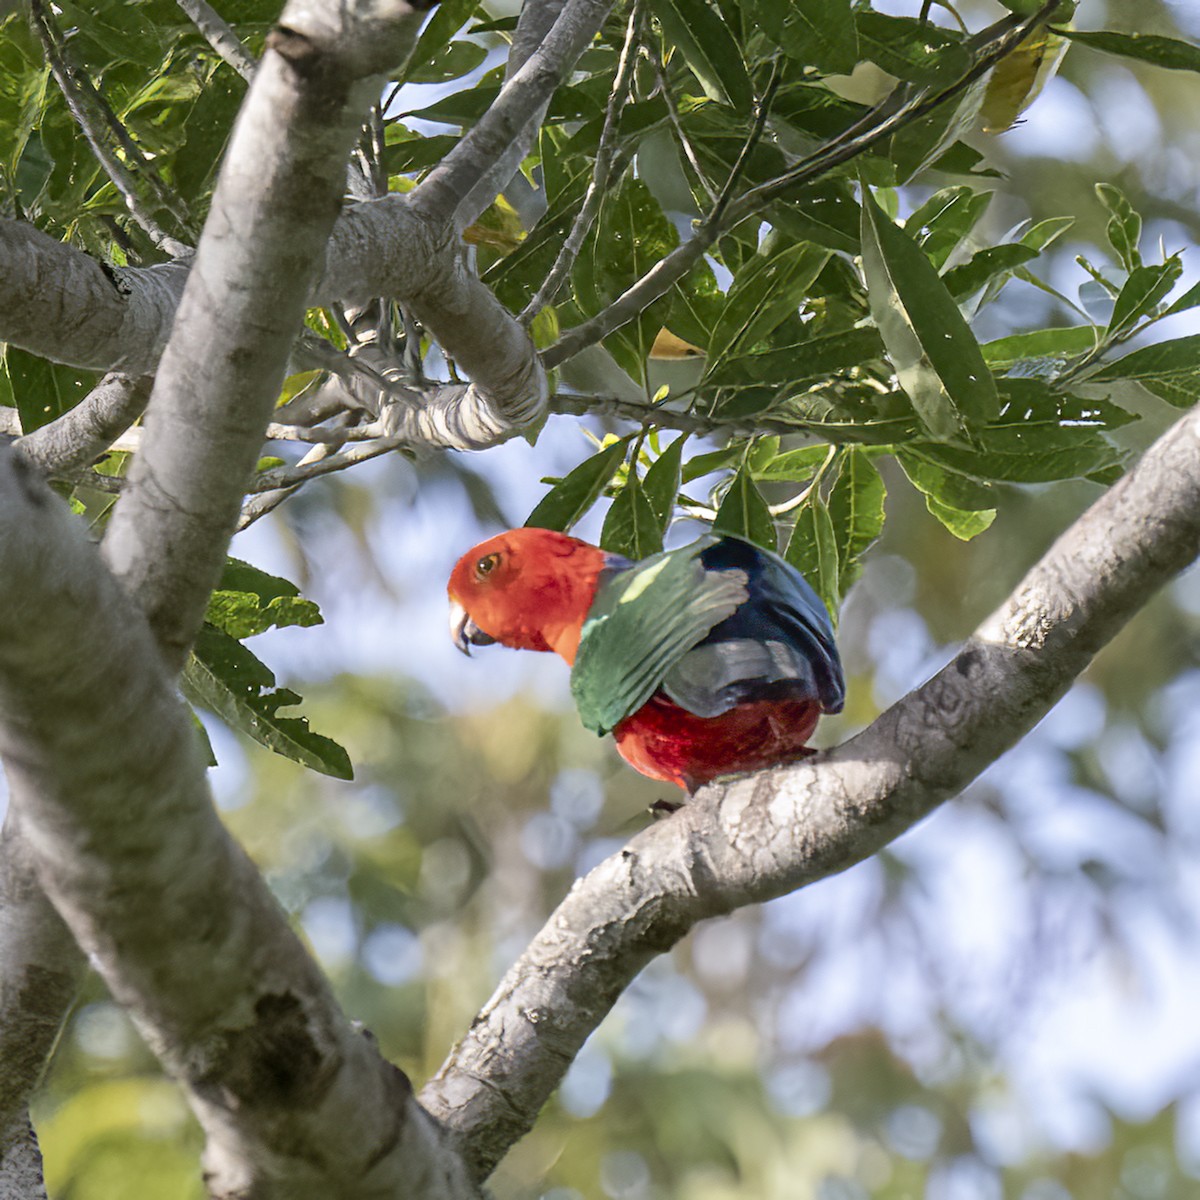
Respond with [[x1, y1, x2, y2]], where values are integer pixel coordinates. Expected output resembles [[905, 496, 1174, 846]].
[[980, 26, 1068, 134], [650, 328, 706, 360]]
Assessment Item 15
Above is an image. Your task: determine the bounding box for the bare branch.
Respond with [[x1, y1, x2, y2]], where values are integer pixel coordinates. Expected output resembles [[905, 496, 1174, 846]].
[[16, 373, 151, 476], [1, 1113, 49, 1200], [409, 0, 615, 233], [0, 447, 479, 1198], [175, 0, 257, 81], [0, 812, 85, 1178], [519, 2, 642, 325], [421, 404, 1200, 1180]]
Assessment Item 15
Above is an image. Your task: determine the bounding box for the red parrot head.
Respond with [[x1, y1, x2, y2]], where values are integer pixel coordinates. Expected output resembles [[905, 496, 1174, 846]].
[[447, 527, 608, 664]]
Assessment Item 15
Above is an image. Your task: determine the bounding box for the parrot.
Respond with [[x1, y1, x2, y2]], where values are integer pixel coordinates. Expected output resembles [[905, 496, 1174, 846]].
[[447, 527, 845, 792]]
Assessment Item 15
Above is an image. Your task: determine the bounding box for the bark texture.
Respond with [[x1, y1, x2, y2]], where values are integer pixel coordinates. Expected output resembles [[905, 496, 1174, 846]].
[[0, 443, 479, 1197]]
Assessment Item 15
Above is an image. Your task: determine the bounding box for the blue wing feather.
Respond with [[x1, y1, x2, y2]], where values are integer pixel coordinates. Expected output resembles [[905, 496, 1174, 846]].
[[661, 536, 845, 717]]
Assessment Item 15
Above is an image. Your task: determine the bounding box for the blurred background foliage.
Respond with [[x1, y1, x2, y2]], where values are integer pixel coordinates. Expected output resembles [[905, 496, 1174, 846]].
[[16, 0, 1200, 1197]]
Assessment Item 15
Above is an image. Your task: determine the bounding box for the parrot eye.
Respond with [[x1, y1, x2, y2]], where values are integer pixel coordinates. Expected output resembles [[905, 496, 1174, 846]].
[[475, 553, 501, 580]]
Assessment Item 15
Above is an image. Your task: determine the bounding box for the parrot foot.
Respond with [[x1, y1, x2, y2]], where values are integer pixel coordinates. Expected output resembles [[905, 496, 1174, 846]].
[[648, 798, 682, 819]]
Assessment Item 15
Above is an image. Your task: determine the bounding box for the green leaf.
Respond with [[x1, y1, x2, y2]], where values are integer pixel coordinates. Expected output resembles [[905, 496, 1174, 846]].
[[924, 495, 997, 540], [1095, 183, 1142, 272], [943, 244, 1040, 302], [854, 13, 969, 83], [784, 498, 839, 624], [682, 445, 742, 483], [713, 466, 775, 551], [706, 242, 831, 372], [896, 450, 997, 512], [649, 0, 753, 109], [601, 471, 664, 559], [860, 188, 1000, 441], [206, 559, 323, 640], [1166, 279, 1200, 317], [828, 448, 886, 593], [752, 445, 830, 482], [1107, 259, 1183, 338], [642, 435, 687, 530], [982, 326, 1099, 369], [4, 346, 95, 433], [906, 187, 993, 270], [889, 77, 988, 184], [913, 379, 1132, 483], [1020, 215, 1075, 251], [525, 437, 630, 531], [1088, 335, 1200, 408], [1059, 29, 1200, 75], [184, 625, 353, 780], [755, 0, 858, 74], [405, 39, 488, 85], [400, 0, 481, 84], [706, 327, 886, 389], [573, 176, 679, 381]]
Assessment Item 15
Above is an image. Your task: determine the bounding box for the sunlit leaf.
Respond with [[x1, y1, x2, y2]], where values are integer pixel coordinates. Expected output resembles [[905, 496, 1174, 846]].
[[828, 449, 886, 592], [526, 437, 630, 531], [860, 188, 999, 441], [1089, 335, 1200, 408], [184, 626, 353, 780], [713, 466, 775, 551]]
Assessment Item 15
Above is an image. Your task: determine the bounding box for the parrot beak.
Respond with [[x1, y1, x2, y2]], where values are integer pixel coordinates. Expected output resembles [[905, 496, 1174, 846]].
[[449, 600, 497, 656]]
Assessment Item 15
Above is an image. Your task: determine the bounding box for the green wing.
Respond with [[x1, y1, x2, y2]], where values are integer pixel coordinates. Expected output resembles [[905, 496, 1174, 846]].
[[570, 537, 749, 735]]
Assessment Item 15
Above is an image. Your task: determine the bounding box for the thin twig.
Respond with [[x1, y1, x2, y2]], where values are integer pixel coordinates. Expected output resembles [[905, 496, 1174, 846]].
[[31, 0, 191, 257], [518, 2, 644, 325], [175, 0, 257, 81], [249, 435, 409, 493], [653, 51, 717, 205], [708, 57, 781, 229]]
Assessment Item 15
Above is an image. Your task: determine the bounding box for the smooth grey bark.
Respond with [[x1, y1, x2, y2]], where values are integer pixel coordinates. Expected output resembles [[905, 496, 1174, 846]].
[[0, 1, 480, 1194], [409, 0, 615, 233], [15, 373, 151, 476], [0, 815, 82, 1200], [0, 444, 480, 1199], [421, 403, 1200, 1180]]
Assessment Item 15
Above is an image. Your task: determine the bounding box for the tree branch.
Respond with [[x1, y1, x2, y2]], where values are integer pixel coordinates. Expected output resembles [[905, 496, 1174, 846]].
[[15, 373, 151, 476], [0, 813, 83, 1200], [0, 446, 479, 1198], [519, 1, 641, 325], [409, 0, 615, 233], [176, 0, 257, 82], [99, 0, 432, 675], [421, 403, 1200, 1180]]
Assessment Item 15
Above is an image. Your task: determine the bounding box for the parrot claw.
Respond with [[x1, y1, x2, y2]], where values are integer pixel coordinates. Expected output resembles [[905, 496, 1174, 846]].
[[648, 798, 682, 819]]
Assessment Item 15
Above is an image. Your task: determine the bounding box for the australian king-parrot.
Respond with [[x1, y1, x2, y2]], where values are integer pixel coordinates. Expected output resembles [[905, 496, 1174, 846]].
[[447, 528, 845, 792]]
